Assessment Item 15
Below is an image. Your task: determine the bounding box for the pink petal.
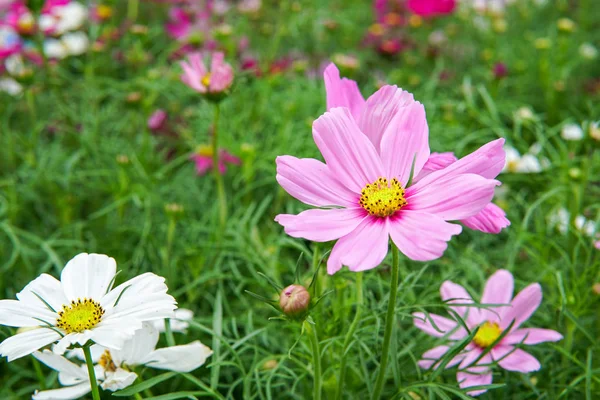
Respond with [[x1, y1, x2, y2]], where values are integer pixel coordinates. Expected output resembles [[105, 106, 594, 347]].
[[327, 217, 389, 274], [389, 211, 462, 261], [414, 152, 458, 181], [357, 85, 416, 153], [408, 0, 456, 17], [323, 63, 365, 121], [275, 208, 366, 242], [461, 203, 510, 234], [503, 328, 563, 345], [418, 345, 449, 369], [380, 101, 430, 186], [406, 173, 499, 221], [313, 107, 385, 193], [220, 150, 241, 165], [458, 346, 483, 369], [275, 156, 358, 207], [412, 312, 467, 340], [190, 154, 212, 175], [440, 281, 481, 326], [209, 52, 234, 92], [457, 368, 493, 397], [493, 346, 541, 372], [480, 269, 513, 323], [500, 283, 542, 331], [415, 138, 506, 190]]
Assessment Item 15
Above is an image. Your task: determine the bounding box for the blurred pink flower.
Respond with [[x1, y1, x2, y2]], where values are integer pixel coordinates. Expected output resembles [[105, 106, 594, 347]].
[[148, 109, 168, 131], [180, 51, 233, 94], [190, 145, 240, 175], [595, 240, 600, 250], [413, 270, 562, 396], [493, 62, 508, 79], [165, 7, 193, 40], [275, 64, 504, 274], [3, 2, 35, 35], [407, 0, 456, 17], [321, 63, 510, 235]]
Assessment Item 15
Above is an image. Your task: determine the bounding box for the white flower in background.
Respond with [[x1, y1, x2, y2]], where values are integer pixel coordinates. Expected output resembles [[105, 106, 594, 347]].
[[466, 0, 516, 14], [0, 77, 22, 95], [0, 253, 177, 361], [238, 0, 262, 14], [503, 145, 543, 173], [588, 121, 600, 141], [579, 43, 598, 60], [32, 323, 212, 399], [561, 123, 584, 141], [153, 308, 194, 333], [574, 215, 596, 237], [549, 208, 597, 237], [62, 32, 89, 56], [428, 30, 447, 47], [44, 38, 68, 59], [53, 2, 88, 34], [515, 106, 536, 122]]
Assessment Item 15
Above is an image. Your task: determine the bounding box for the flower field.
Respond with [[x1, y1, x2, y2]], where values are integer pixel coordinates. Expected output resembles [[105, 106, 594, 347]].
[[0, 0, 599, 399]]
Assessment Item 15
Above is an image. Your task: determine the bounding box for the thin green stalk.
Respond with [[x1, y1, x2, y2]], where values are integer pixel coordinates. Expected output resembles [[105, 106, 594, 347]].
[[305, 321, 322, 400], [335, 272, 363, 400], [127, 0, 139, 21], [164, 319, 176, 347], [372, 244, 400, 400], [32, 357, 46, 390], [211, 103, 227, 227], [83, 345, 101, 400]]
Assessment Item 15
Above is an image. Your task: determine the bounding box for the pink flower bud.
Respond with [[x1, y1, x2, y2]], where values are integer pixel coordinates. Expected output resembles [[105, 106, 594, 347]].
[[279, 285, 310, 317]]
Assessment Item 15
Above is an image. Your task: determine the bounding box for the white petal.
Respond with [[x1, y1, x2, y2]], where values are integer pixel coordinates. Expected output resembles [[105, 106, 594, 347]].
[[17, 273, 68, 313], [61, 253, 117, 302], [100, 368, 138, 391], [34, 350, 89, 383], [0, 299, 56, 327], [0, 328, 61, 361], [87, 320, 142, 351], [142, 341, 213, 372], [111, 322, 159, 366], [32, 382, 92, 400], [153, 308, 193, 333]]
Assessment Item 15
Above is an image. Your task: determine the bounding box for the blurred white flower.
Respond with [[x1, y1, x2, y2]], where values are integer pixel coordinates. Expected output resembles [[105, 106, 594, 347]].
[[575, 215, 596, 237], [579, 43, 598, 60], [238, 0, 261, 14], [152, 308, 194, 334], [4, 55, 24, 75], [561, 123, 584, 141], [515, 106, 536, 122], [44, 38, 68, 59], [549, 208, 569, 234], [589, 121, 600, 141], [53, 2, 88, 34], [0, 77, 22, 95], [503, 145, 543, 173], [62, 32, 89, 56], [428, 30, 447, 47]]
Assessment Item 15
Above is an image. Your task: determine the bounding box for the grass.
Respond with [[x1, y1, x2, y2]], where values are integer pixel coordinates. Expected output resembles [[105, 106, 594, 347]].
[[1, 0, 599, 398]]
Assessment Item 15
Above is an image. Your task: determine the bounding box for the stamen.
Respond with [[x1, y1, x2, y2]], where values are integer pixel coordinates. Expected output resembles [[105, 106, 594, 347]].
[[473, 321, 502, 348], [99, 350, 117, 372], [201, 72, 211, 87], [56, 298, 105, 334], [359, 177, 407, 217]]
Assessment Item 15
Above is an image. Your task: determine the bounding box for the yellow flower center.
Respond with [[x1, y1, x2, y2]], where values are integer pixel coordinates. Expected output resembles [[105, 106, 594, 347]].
[[56, 299, 105, 334], [195, 144, 213, 157], [97, 5, 113, 19], [359, 177, 407, 217], [473, 321, 502, 348], [99, 350, 117, 372], [201, 73, 211, 87]]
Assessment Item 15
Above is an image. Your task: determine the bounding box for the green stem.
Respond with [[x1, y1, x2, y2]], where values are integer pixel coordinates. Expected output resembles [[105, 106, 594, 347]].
[[335, 272, 363, 400], [164, 319, 176, 347], [305, 321, 322, 400], [83, 345, 101, 400], [32, 357, 46, 390], [127, 0, 139, 21], [371, 244, 400, 400], [211, 103, 227, 228]]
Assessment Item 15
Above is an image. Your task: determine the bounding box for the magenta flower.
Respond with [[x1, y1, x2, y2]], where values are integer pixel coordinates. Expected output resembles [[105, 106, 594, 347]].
[[180, 52, 234, 95], [148, 109, 168, 131], [322, 63, 510, 235], [413, 270, 563, 396], [275, 65, 505, 274], [407, 0, 456, 17], [190, 145, 240, 175]]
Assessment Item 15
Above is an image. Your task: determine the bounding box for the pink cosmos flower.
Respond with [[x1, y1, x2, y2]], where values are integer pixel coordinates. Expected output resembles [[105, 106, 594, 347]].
[[275, 65, 505, 274], [413, 270, 563, 396], [180, 51, 234, 94], [321, 63, 510, 235], [190, 145, 240, 175], [407, 0, 456, 17], [148, 109, 168, 131], [165, 7, 193, 40]]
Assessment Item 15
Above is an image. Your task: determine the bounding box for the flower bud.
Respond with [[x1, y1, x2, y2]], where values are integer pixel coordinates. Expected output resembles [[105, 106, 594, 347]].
[[279, 285, 310, 318]]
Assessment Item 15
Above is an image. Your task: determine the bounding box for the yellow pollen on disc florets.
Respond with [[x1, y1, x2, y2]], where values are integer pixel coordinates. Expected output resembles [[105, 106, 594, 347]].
[[359, 177, 407, 217], [99, 350, 117, 372], [201, 72, 212, 87], [473, 321, 502, 348], [56, 298, 105, 334]]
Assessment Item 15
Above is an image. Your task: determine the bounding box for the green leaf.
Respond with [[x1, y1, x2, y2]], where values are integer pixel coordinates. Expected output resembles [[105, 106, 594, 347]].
[[112, 372, 177, 396]]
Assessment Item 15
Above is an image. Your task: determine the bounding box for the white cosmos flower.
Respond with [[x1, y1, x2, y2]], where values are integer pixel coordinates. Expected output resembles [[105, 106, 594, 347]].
[[0, 77, 23, 96], [152, 308, 194, 333], [32, 322, 212, 399], [62, 32, 89, 56], [0, 253, 177, 361], [502, 145, 543, 173], [561, 123, 584, 141], [53, 2, 88, 34]]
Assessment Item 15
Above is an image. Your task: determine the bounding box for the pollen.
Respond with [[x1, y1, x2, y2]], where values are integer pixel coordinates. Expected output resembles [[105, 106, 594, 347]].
[[99, 350, 117, 372], [473, 321, 502, 348], [56, 298, 105, 334], [359, 177, 407, 217], [201, 72, 211, 87]]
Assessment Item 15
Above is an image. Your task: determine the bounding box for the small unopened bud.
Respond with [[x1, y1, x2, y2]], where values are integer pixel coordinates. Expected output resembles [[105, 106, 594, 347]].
[[165, 202, 184, 217], [279, 285, 310, 317], [593, 283, 600, 295], [116, 154, 130, 165]]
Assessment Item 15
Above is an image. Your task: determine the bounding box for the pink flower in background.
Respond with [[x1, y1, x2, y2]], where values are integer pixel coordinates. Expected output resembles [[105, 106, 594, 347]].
[[275, 64, 504, 274], [493, 62, 508, 79], [3, 2, 35, 35], [0, 25, 22, 58], [407, 0, 456, 17], [165, 7, 193, 40], [190, 145, 240, 175], [322, 63, 510, 235], [180, 51, 234, 94], [413, 270, 562, 396], [148, 109, 168, 131]]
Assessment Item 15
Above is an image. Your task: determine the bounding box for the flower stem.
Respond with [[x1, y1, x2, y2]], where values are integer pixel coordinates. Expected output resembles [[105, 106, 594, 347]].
[[127, 0, 139, 21], [335, 272, 363, 400], [164, 319, 176, 347], [211, 103, 227, 228], [83, 345, 101, 400], [304, 321, 322, 400], [371, 244, 400, 400]]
